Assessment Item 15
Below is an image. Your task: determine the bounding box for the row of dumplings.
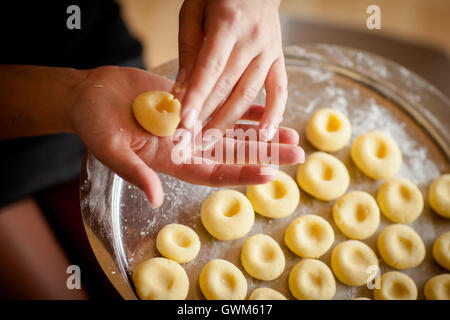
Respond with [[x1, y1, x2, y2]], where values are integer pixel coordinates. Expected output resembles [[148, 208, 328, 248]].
[[131, 107, 449, 300]]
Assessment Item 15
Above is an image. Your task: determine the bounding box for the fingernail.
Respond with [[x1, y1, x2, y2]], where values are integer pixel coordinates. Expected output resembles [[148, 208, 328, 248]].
[[260, 124, 275, 142], [283, 146, 305, 165], [267, 125, 276, 141], [296, 147, 306, 164], [173, 83, 186, 102], [174, 69, 188, 101], [183, 109, 198, 129], [150, 193, 164, 209], [260, 166, 276, 177], [259, 126, 267, 141], [173, 83, 184, 94], [176, 68, 188, 84]]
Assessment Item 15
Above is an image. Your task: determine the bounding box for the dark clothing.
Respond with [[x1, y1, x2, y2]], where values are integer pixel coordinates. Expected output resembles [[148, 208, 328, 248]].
[[0, 1, 144, 207], [0, 1, 142, 68]]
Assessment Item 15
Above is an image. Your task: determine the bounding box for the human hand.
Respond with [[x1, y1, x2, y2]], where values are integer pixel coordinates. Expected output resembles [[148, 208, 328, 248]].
[[70, 66, 303, 208], [175, 0, 285, 141]]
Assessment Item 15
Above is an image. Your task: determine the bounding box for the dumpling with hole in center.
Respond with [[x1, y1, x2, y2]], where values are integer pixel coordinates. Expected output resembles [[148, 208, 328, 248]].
[[247, 170, 300, 218]]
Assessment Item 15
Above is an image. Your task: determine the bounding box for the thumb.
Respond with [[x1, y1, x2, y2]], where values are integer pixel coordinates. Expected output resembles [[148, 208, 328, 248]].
[[174, 0, 204, 102], [96, 146, 164, 209]]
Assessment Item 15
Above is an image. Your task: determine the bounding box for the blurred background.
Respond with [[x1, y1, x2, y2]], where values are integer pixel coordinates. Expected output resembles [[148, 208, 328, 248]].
[[118, 0, 450, 68]]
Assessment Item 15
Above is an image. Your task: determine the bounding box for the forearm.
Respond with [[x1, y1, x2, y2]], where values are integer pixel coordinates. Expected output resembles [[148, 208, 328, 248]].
[[0, 65, 88, 140]]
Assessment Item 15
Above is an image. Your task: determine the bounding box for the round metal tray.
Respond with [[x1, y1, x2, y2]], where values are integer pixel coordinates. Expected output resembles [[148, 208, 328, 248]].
[[80, 44, 450, 300]]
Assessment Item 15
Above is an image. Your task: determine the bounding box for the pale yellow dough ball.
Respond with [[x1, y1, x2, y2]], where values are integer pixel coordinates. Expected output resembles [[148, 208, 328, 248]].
[[331, 240, 379, 286], [289, 259, 336, 300], [132, 257, 189, 300], [156, 224, 200, 263], [246, 170, 300, 219], [352, 297, 371, 300], [248, 287, 287, 300], [433, 231, 450, 271], [424, 274, 450, 300], [332, 191, 380, 240], [296, 152, 350, 201], [429, 174, 450, 218], [199, 259, 247, 300], [350, 131, 402, 180], [377, 224, 425, 270], [133, 90, 181, 137], [201, 190, 254, 241], [284, 215, 334, 258], [241, 234, 285, 281], [306, 108, 352, 152], [377, 177, 424, 223], [373, 271, 417, 300]]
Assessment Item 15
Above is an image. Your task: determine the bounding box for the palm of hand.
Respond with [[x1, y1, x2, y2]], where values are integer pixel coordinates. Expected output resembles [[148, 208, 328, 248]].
[[70, 66, 303, 208]]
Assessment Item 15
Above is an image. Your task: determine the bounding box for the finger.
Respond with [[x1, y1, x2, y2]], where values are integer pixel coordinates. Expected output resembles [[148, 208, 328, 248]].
[[204, 54, 273, 134], [173, 0, 205, 102], [204, 137, 304, 165], [180, 24, 237, 129], [206, 103, 265, 124], [199, 104, 265, 151], [239, 104, 265, 121], [134, 69, 174, 93], [259, 55, 288, 141], [96, 145, 164, 208], [174, 162, 276, 186], [198, 45, 257, 122], [232, 124, 299, 145]]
